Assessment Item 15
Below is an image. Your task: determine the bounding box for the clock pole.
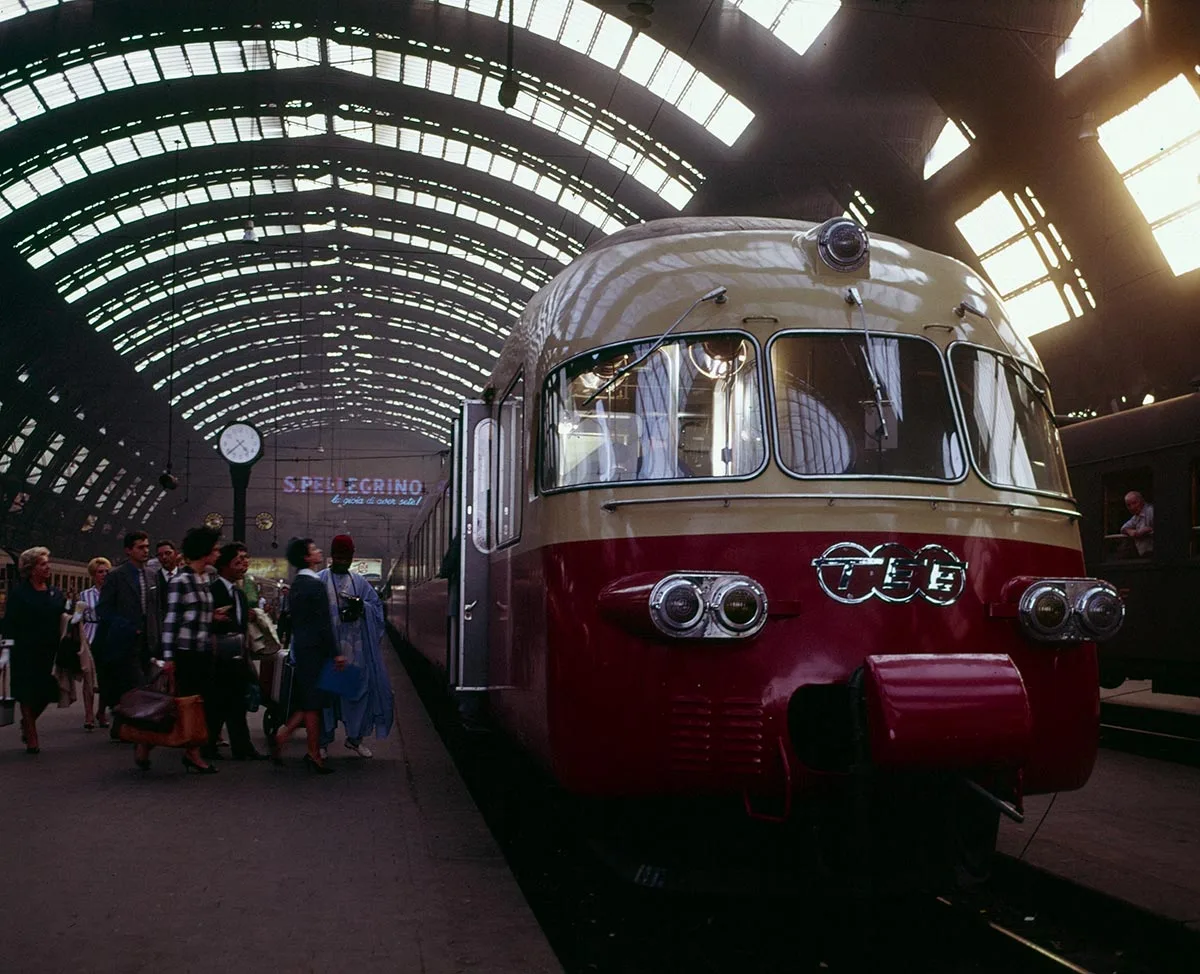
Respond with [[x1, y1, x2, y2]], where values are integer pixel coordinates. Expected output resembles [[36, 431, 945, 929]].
[[217, 422, 264, 544], [230, 463, 252, 543]]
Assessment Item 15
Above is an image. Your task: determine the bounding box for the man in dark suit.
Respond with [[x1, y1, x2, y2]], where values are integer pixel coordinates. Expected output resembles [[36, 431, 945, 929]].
[[152, 539, 178, 623], [95, 530, 157, 735], [208, 542, 263, 760]]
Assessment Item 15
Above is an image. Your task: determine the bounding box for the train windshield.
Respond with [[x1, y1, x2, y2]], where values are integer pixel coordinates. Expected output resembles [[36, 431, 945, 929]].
[[541, 333, 766, 489], [950, 345, 1070, 495], [770, 333, 968, 481]]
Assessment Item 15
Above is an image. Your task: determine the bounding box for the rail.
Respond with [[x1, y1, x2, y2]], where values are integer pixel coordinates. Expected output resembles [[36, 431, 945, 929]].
[[600, 491, 1080, 519]]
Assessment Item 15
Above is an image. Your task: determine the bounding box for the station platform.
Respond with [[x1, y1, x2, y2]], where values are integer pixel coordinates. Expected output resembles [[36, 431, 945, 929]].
[[0, 650, 561, 974], [1101, 679, 1200, 716], [997, 742, 1200, 933]]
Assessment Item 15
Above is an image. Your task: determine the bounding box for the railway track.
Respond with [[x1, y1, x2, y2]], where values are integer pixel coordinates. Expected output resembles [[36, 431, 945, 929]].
[[1100, 700, 1200, 766], [394, 632, 1199, 973]]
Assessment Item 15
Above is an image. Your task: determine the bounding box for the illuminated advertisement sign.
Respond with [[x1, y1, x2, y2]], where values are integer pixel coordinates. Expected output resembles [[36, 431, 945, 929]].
[[282, 476, 426, 508]]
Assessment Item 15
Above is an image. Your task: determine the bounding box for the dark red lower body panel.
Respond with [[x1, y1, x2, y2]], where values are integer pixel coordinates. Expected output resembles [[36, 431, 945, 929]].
[[489, 530, 1097, 804]]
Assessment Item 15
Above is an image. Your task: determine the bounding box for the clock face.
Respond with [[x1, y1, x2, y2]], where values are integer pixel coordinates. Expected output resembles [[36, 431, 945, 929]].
[[255, 512, 274, 531], [218, 422, 262, 465], [204, 512, 225, 531]]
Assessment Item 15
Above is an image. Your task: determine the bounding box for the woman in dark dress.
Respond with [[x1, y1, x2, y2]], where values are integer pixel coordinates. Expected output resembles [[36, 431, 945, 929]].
[[271, 538, 343, 773], [2, 547, 66, 754]]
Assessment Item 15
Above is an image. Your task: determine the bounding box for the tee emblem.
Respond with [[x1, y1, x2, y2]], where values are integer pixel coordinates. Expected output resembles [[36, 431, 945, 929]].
[[811, 542, 968, 606]]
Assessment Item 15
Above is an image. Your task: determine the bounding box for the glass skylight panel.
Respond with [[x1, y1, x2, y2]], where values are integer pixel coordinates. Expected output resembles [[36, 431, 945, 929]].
[[76, 457, 108, 501], [95, 468, 126, 509], [924, 119, 972, 180], [1055, 0, 1141, 78], [729, 0, 842, 57], [440, 0, 752, 145], [955, 189, 1080, 338], [844, 189, 875, 226], [0, 417, 35, 474], [1098, 74, 1200, 276], [25, 176, 326, 267], [0, 0, 80, 23], [52, 445, 88, 493]]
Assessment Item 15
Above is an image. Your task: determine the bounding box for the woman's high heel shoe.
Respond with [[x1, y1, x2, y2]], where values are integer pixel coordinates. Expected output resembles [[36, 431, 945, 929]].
[[135, 755, 151, 771], [304, 754, 335, 775], [182, 755, 219, 775]]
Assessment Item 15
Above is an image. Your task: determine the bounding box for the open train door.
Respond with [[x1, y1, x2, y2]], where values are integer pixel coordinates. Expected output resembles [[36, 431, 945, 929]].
[[449, 401, 492, 696]]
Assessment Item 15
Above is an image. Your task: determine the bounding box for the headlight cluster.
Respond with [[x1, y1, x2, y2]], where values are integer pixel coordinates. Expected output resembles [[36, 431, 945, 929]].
[[649, 573, 768, 639], [1017, 579, 1124, 643]]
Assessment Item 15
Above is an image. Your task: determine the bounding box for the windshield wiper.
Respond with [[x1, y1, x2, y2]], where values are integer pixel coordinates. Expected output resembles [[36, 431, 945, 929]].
[[845, 286, 889, 443], [955, 300, 1067, 426], [580, 285, 728, 408]]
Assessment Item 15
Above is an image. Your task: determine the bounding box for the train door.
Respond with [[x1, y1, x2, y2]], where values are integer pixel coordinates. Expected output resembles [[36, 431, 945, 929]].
[[450, 401, 493, 691]]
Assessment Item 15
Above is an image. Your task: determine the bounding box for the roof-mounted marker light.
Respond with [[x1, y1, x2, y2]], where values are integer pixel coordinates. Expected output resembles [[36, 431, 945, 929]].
[[815, 217, 870, 272]]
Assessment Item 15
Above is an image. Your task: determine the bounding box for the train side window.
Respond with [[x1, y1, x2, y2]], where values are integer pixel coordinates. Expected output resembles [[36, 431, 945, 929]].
[[472, 418, 495, 553], [1101, 468, 1154, 561], [494, 374, 525, 547]]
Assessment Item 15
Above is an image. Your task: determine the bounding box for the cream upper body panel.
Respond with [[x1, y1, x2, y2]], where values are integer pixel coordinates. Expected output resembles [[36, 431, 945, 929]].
[[480, 218, 1076, 552], [488, 217, 1042, 387]]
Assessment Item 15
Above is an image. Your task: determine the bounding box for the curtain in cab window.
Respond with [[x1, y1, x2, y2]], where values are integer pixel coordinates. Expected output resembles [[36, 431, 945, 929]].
[[771, 333, 966, 481], [950, 345, 1070, 495]]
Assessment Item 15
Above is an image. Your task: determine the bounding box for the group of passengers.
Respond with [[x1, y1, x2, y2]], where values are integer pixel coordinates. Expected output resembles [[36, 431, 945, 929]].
[[0, 528, 393, 775]]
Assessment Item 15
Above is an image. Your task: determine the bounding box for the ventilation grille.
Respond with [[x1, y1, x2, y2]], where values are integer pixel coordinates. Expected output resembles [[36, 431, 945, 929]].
[[668, 696, 765, 775]]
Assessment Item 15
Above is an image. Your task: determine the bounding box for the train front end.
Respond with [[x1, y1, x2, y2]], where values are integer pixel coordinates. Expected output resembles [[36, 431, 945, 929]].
[[525, 218, 1122, 877]]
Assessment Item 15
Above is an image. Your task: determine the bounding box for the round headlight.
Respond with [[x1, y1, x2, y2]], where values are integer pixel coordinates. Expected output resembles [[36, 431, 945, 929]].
[[711, 578, 768, 634], [651, 579, 704, 632], [816, 218, 870, 272], [1019, 583, 1072, 638], [1076, 585, 1124, 641]]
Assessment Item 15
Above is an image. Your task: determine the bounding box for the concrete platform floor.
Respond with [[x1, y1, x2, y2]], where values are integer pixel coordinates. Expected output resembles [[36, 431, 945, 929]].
[[998, 748, 1200, 933], [1101, 679, 1200, 715], [0, 650, 561, 974]]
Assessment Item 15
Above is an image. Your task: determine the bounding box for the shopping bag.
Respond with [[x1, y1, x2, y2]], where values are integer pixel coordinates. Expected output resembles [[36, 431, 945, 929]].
[[316, 660, 362, 697], [118, 695, 208, 748]]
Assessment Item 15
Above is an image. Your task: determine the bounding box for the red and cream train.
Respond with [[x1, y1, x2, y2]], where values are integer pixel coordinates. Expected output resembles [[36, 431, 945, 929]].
[[396, 216, 1123, 883]]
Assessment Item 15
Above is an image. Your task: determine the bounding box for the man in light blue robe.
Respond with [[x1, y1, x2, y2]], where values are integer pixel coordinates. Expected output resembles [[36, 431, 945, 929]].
[[318, 534, 394, 757]]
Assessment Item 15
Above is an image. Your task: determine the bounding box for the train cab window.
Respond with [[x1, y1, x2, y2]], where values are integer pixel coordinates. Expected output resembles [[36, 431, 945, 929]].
[[541, 333, 766, 490], [772, 333, 966, 481], [950, 345, 1070, 495], [1102, 469, 1154, 561], [494, 375, 524, 546]]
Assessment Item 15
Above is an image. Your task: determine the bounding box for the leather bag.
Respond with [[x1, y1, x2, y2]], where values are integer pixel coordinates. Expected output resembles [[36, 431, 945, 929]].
[[118, 694, 208, 748], [115, 686, 177, 732]]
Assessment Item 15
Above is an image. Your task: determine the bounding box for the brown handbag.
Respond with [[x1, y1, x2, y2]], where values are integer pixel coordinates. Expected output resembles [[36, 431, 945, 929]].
[[118, 695, 208, 748]]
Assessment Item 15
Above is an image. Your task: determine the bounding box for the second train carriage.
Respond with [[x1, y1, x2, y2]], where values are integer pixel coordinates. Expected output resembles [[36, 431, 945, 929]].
[[399, 216, 1123, 882], [1060, 391, 1200, 696]]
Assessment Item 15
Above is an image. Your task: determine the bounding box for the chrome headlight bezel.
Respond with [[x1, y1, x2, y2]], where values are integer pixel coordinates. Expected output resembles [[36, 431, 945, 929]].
[[649, 577, 705, 634], [649, 573, 769, 640], [1016, 578, 1124, 643], [1075, 584, 1125, 641]]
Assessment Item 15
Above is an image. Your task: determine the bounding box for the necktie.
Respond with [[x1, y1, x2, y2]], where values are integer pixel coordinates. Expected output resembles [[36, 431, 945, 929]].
[[138, 568, 147, 616]]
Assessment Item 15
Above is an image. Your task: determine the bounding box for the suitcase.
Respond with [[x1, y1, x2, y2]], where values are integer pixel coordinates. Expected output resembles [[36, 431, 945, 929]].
[[0, 642, 15, 728], [258, 650, 294, 742]]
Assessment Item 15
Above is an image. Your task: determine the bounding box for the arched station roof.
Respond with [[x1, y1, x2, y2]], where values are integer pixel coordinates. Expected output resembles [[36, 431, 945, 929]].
[[0, 0, 1198, 553]]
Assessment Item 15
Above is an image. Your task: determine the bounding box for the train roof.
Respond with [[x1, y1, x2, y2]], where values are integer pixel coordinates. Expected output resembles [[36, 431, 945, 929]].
[[494, 217, 1045, 386], [1060, 392, 1200, 466]]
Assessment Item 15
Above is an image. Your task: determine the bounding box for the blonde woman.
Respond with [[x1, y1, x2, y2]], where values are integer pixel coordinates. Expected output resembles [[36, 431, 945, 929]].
[[0, 548, 66, 753], [62, 557, 110, 730]]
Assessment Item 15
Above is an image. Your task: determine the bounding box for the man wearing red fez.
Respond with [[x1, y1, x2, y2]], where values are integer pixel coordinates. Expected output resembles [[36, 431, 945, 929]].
[[318, 534, 393, 758]]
